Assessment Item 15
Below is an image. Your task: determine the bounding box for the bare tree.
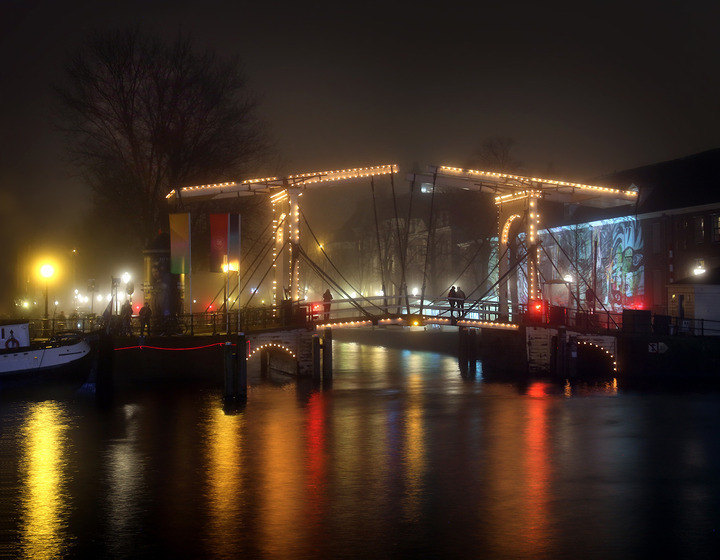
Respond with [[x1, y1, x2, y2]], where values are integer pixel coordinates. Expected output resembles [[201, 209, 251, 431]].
[[468, 136, 521, 172], [57, 29, 269, 245]]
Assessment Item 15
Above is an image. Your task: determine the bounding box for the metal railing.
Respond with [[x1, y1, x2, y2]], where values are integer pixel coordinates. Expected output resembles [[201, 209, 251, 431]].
[[19, 298, 720, 338]]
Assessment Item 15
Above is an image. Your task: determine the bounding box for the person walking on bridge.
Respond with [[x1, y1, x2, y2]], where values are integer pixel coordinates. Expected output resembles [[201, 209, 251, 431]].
[[448, 286, 457, 318], [322, 289, 333, 322], [456, 287, 466, 315]]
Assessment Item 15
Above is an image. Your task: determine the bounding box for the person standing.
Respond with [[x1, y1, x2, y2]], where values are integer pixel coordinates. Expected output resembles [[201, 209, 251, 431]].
[[448, 286, 457, 317], [120, 300, 133, 336], [456, 287, 466, 314], [322, 289, 333, 321], [139, 302, 152, 337]]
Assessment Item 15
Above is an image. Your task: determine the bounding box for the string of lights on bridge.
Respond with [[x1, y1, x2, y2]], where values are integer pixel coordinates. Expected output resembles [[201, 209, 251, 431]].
[[248, 342, 297, 359], [578, 340, 618, 372], [437, 166, 638, 198]]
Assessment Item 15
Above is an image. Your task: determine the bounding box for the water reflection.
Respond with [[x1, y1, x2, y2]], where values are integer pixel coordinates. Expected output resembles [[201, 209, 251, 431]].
[[106, 403, 145, 556], [19, 401, 71, 560], [3, 340, 720, 558], [204, 405, 245, 558]]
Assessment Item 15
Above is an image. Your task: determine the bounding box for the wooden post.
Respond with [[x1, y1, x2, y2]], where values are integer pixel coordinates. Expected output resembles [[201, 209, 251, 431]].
[[468, 329, 477, 375], [458, 326, 469, 374], [312, 334, 321, 382], [556, 326, 567, 379], [223, 341, 238, 400], [95, 332, 114, 404], [322, 327, 333, 383], [237, 333, 247, 401]]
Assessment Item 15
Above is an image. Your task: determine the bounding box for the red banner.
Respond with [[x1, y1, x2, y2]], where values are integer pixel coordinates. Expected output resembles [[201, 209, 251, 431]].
[[209, 214, 228, 272]]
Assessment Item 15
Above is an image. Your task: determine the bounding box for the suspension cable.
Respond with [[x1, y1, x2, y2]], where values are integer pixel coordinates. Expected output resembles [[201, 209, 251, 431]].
[[389, 172, 408, 308], [419, 168, 438, 314], [460, 251, 528, 318], [544, 227, 618, 327], [401, 174, 416, 313], [370, 175, 387, 296], [296, 246, 376, 319], [241, 240, 290, 311], [300, 210, 388, 313]]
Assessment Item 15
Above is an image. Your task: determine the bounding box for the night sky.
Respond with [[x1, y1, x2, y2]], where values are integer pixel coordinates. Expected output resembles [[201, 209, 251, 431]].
[[1, 0, 719, 262]]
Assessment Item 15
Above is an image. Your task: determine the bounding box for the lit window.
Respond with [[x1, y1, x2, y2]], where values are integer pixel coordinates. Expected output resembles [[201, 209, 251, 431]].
[[695, 216, 705, 243], [712, 214, 720, 243]]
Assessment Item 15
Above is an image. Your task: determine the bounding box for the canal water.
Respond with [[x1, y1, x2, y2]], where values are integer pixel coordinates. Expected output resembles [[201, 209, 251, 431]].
[[1, 341, 720, 559]]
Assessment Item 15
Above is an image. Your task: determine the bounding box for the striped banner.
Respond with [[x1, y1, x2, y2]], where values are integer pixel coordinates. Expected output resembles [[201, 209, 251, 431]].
[[210, 213, 240, 272], [169, 213, 191, 274]]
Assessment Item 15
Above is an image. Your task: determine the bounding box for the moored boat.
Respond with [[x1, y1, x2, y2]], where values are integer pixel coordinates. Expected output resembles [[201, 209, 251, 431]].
[[1, 321, 92, 387]]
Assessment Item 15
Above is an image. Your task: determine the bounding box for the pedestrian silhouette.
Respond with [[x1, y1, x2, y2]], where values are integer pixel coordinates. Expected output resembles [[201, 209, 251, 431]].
[[448, 286, 457, 317], [456, 287, 466, 314], [139, 302, 152, 337], [322, 289, 333, 321]]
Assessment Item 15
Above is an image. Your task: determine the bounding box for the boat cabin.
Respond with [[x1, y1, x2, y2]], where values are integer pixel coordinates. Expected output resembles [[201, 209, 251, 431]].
[[1, 322, 31, 350]]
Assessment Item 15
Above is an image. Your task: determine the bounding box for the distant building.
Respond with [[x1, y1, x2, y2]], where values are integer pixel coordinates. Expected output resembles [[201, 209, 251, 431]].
[[536, 148, 720, 315], [323, 149, 720, 319]]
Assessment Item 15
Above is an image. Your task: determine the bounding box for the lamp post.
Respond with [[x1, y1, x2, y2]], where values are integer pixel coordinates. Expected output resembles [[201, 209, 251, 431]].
[[40, 264, 54, 319]]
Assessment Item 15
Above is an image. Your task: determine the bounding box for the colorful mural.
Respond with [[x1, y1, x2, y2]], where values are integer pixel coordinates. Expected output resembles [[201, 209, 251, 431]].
[[540, 216, 644, 312]]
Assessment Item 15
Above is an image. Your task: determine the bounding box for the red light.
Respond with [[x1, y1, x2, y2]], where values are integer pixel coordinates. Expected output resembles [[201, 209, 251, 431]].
[[313, 304, 321, 311], [534, 304, 542, 311]]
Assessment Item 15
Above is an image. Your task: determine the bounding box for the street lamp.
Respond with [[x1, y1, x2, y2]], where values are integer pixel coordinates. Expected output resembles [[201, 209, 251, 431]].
[[39, 263, 55, 319]]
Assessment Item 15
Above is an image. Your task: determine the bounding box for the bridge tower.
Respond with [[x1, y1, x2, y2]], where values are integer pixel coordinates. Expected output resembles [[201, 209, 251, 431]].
[[496, 188, 543, 319], [167, 164, 398, 307], [412, 166, 638, 313]]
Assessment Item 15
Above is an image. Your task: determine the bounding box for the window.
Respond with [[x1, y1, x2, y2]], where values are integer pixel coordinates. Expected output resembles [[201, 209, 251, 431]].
[[695, 216, 705, 244], [712, 214, 720, 242]]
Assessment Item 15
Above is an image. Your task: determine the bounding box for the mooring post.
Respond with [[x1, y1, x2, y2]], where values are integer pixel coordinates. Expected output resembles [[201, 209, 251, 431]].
[[95, 331, 114, 404], [556, 326, 567, 378], [223, 341, 238, 400], [312, 334, 321, 382], [322, 327, 333, 383], [458, 326, 469, 373], [236, 333, 247, 401], [468, 329, 478, 375]]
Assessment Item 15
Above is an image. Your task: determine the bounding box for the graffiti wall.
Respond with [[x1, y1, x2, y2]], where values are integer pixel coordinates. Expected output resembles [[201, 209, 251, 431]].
[[537, 216, 644, 312]]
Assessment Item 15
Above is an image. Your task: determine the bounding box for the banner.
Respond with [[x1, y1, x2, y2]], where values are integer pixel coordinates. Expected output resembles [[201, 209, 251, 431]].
[[210, 213, 241, 273], [169, 213, 191, 274], [210, 214, 229, 272], [229, 213, 241, 272]]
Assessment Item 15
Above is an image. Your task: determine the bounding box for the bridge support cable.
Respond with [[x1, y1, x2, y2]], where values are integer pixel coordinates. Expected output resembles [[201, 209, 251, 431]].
[[544, 228, 618, 328], [231, 232, 280, 308], [241, 240, 291, 312], [390, 172, 410, 313], [205, 216, 284, 312], [370, 175, 388, 305], [300, 211, 388, 315], [296, 246, 378, 321], [426, 238, 492, 309], [460, 251, 528, 320], [419, 168, 439, 315], [400, 175, 417, 314], [432, 243, 510, 319], [531, 240, 587, 312]]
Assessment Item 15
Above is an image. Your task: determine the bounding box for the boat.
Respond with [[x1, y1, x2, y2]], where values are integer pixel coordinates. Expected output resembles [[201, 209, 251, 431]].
[[1, 320, 92, 387]]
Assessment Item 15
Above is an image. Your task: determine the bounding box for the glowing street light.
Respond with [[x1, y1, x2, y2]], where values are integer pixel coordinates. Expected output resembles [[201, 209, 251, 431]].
[[39, 263, 55, 319], [121, 272, 132, 285]]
